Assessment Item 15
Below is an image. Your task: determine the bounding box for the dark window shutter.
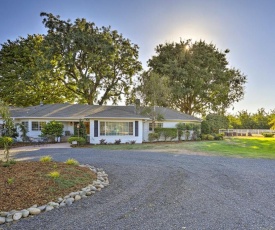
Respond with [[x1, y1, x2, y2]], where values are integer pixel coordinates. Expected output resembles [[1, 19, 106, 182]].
[[94, 120, 98, 137], [135, 121, 138, 136]]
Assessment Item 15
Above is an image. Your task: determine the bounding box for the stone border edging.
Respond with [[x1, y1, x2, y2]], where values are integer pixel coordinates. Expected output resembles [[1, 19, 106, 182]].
[[0, 164, 109, 225]]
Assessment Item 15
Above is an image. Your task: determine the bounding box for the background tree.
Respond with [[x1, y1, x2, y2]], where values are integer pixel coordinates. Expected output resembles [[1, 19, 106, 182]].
[[201, 114, 229, 134], [226, 108, 275, 129], [0, 35, 75, 106], [148, 39, 247, 116], [40, 12, 142, 105], [135, 71, 170, 131]]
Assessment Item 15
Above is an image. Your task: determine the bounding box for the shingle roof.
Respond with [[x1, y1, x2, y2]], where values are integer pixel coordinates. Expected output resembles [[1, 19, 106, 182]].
[[9, 104, 148, 119], [153, 107, 201, 122], [8, 103, 201, 122]]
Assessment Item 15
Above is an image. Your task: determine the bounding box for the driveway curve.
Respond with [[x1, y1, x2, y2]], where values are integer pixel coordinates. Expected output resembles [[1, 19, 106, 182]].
[[3, 148, 275, 230]]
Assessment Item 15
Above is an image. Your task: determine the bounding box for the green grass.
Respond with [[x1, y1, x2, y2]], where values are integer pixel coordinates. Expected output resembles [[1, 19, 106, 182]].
[[92, 137, 275, 159]]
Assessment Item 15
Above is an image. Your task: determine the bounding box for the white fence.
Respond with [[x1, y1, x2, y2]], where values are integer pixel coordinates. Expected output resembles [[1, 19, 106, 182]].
[[219, 129, 274, 136]]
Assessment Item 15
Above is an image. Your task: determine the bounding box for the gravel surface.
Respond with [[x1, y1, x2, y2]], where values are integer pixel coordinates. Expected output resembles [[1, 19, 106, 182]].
[[2, 148, 275, 230]]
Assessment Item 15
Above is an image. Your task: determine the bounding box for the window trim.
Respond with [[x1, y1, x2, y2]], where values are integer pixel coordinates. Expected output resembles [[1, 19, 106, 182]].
[[149, 122, 163, 131], [100, 121, 134, 136], [31, 121, 46, 131]]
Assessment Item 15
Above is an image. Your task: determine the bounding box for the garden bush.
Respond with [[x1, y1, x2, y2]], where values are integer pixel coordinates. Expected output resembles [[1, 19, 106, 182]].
[[99, 139, 107, 144], [262, 133, 274, 138], [148, 132, 160, 142], [68, 136, 86, 145], [155, 128, 177, 141], [201, 134, 215, 140], [214, 133, 224, 140], [114, 139, 121, 145], [0, 136, 13, 148]]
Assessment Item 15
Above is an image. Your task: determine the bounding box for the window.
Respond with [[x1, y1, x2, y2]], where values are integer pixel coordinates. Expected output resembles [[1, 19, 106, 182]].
[[149, 122, 163, 131], [22, 121, 29, 132], [100, 122, 133, 136], [31, 121, 46, 131]]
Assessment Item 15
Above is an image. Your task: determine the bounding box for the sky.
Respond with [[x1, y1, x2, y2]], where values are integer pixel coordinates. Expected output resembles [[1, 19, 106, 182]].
[[0, 0, 275, 114]]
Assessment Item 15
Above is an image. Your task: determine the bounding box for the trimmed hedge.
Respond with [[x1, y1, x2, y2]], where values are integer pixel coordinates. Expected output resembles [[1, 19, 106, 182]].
[[155, 128, 177, 141]]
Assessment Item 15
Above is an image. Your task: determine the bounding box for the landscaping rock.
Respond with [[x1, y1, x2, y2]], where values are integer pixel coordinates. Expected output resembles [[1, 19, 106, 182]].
[[0, 212, 8, 217], [21, 209, 30, 218], [80, 191, 86, 196], [27, 208, 41, 215], [13, 212, 22, 221], [0, 164, 109, 226], [48, 202, 59, 208], [45, 206, 54, 212], [75, 195, 81, 201], [59, 202, 66, 208], [5, 216, 13, 223], [37, 205, 46, 211], [0, 217, 5, 224], [65, 198, 75, 206]]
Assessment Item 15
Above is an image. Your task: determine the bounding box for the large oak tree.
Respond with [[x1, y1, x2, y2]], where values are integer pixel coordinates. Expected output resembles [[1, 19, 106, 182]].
[[40, 12, 142, 105], [0, 35, 75, 106], [0, 13, 142, 106], [147, 39, 247, 115]]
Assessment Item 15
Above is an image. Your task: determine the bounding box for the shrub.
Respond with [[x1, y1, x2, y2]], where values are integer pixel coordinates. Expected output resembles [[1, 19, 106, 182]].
[[155, 128, 177, 141], [0, 136, 13, 148], [202, 134, 215, 140], [41, 121, 64, 142], [65, 158, 79, 165], [176, 123, 185, 141], [99, 139, 107, 145], [68, 136, 86, 145], [207, 134, 215, 140], [114, 139, 121, 145], [74, 120, 87, 140], [130, 140, 136, 144], [185, 130, 190, 141], [0, 136, 14, 162], [48, 171, 60, 179], [148, 132, 159, 142], [262, 133, 274, 138], [214, 133, 224, 140], [9, 159, 16, 165], [40, 155, 53, 162], [7, 178, 14, 185]]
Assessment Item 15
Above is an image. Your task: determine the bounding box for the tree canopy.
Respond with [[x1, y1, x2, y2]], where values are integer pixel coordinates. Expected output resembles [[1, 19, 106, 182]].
[[147, 39, 247, 115], [226, 108, 275, 129], [0, 12, 142, 106], [0, 35, 75, 106], [40, 12, 142, 105]]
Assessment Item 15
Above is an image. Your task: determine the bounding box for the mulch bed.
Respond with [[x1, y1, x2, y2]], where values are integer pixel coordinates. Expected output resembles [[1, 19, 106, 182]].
[[0, 161, 97, 212]]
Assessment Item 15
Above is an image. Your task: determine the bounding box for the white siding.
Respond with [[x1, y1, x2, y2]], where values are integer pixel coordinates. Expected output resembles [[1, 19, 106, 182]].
[[90, 119, 143, 144], [14, 119, 75, 141], [143, 120, 200, 141]]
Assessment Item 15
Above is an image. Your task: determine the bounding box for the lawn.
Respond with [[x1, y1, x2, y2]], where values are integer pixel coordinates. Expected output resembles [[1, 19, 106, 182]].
[[92, 137, 275, 159]]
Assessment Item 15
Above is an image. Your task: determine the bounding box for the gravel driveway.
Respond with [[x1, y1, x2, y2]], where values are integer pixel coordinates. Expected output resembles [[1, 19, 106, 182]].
[[2, 148, 275, 230]]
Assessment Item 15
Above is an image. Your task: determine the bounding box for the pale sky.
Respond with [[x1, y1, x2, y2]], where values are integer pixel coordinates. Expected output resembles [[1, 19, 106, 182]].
[[1, 0, 275, 114]]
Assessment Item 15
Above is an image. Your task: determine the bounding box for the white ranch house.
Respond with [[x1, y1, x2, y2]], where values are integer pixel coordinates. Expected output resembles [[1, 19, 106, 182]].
[[1, 103, 201, 143]]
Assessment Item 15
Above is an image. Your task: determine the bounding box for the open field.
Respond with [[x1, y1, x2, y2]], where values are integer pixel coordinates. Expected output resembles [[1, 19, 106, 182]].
[[93, 137, 275, 159]]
